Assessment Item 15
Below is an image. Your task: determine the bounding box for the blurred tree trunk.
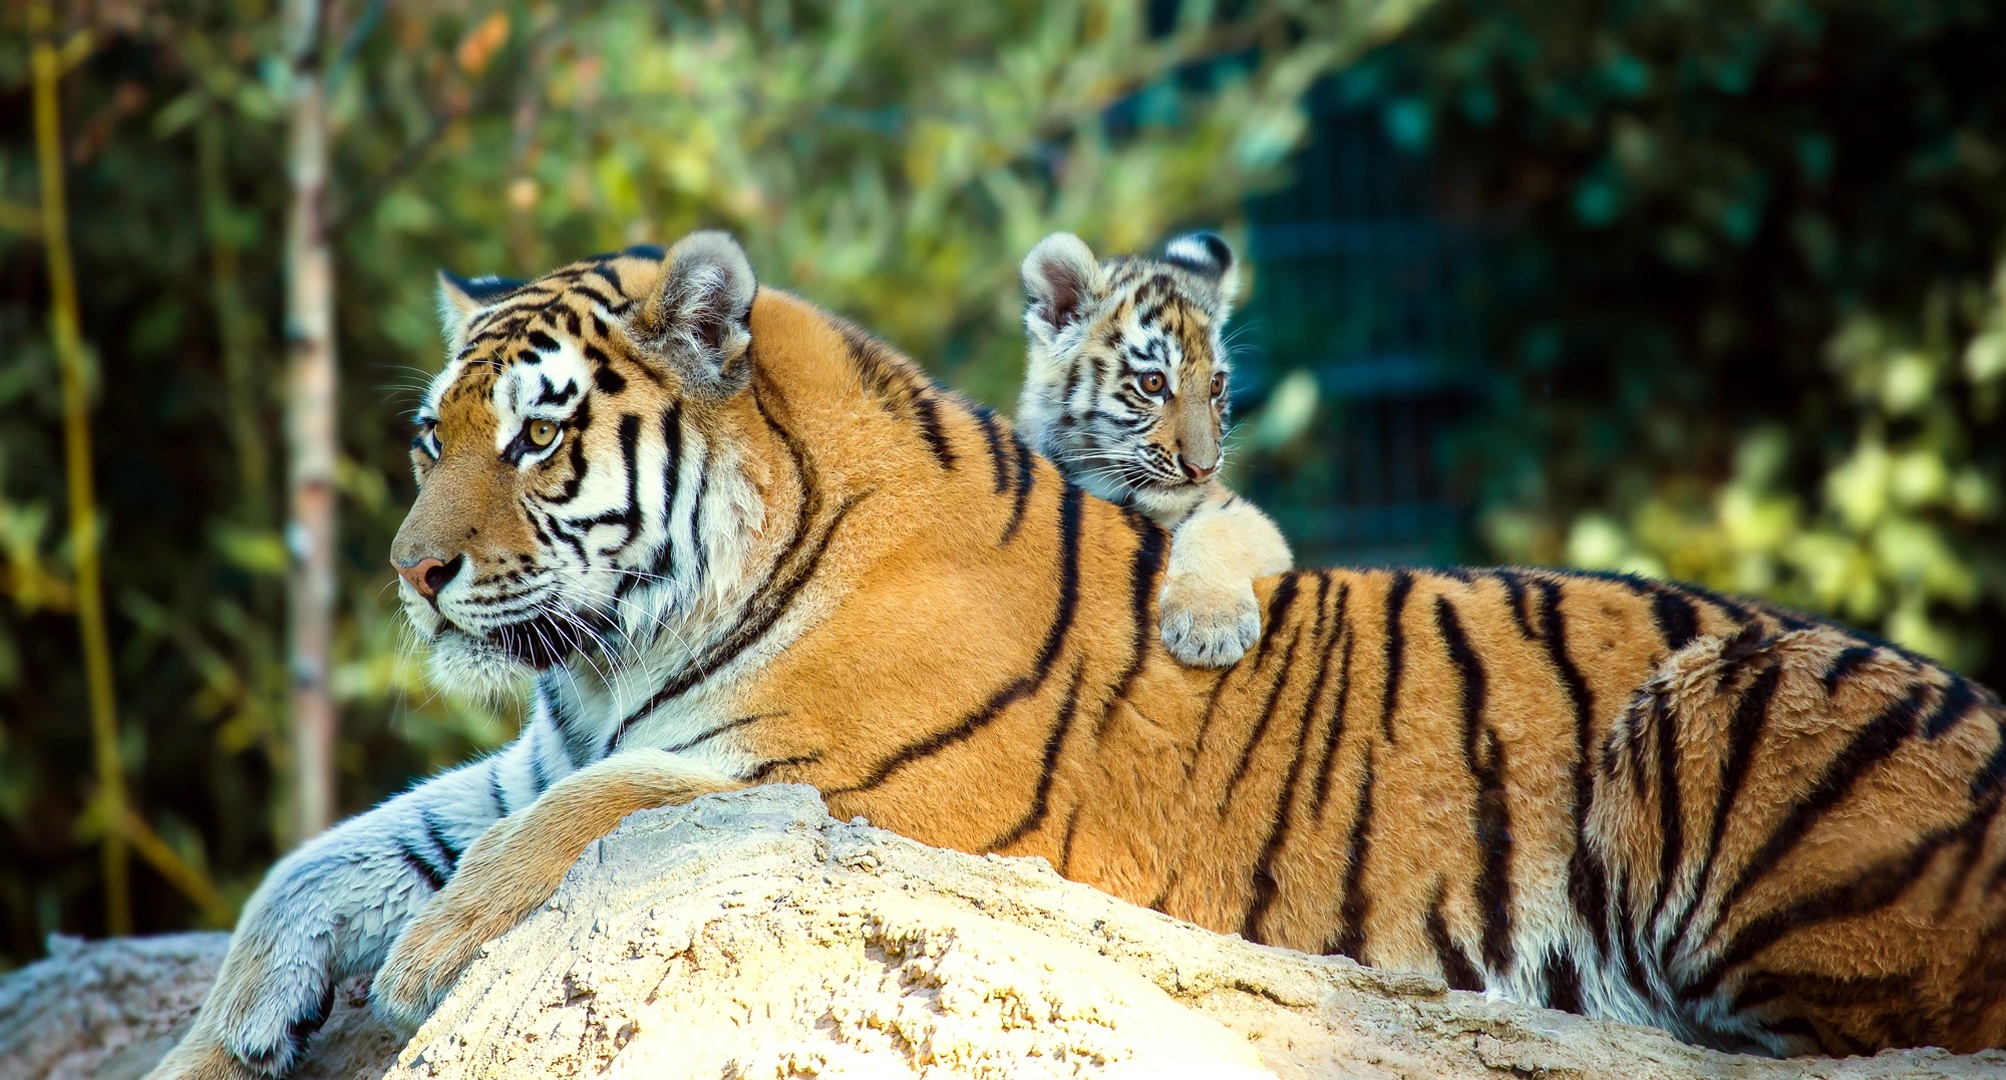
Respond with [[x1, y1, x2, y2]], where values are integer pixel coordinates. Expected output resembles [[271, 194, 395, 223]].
[[284, 0, 338, 842]]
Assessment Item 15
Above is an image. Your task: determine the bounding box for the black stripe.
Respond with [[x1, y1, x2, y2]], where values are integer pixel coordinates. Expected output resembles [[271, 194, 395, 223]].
[[910, 389, 957, 470], [1644, 690, 1684, 937], [661, 712, 783, 755], [1613, 877, 1655, 1001], [527, 733, 550, 796], [1328, 748, 1376, 963], [488, 758, 510, 816], [1652, 589, 1701, 653], [1537, 580, 1608, 956], [833, 482, 1085, 794], [541, 398, 595, 505], [1001, 431, 1036, 544], [1058, 804, 1082, 876], [1436, 595, 1513, 976], [748, 753, 821, 783], [281, 980, 337, 1068], [422, 810, 461, 875], [1668, 662, 1782, 955], [593, 364, 626, 394], [1924, 677, 1981, 739], [1101, 509, 1168, 731], [1220, 633, 1304, 812], [652, 402, 685, 579], [1704, 683, 1929, 945], [1378, 571, 1413, 742], [973, 406, 1009, 493], [1309, 582, 1356, 820], [1242, 578, 1339, 941], [1821, 645, 1879, 694], [1426, 885, 1485, 992], [989, 660, 1088, 850], [397, 836, 448, 890], [608, 374, 862, 750], [1191, 673, 1235, 758], [1544, 951, 1585, 1014], [1245, 573, 1302, 670], [1683, 817, 1964, 1004], [548, 686, 595, 769], [1498, 569, 1534, 639]]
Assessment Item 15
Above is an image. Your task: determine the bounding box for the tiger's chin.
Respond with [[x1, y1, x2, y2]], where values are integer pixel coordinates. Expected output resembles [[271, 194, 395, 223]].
[[424, 629, 543, 704]]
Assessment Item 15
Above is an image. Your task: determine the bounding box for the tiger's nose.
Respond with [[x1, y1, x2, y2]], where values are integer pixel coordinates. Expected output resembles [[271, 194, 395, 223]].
[[395, 554, 464, 601], [1180, 456, 1219, 482]]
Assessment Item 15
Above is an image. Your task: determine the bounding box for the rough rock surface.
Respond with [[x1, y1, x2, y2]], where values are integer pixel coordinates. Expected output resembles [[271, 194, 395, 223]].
[[7, 785, 2004, 1078]]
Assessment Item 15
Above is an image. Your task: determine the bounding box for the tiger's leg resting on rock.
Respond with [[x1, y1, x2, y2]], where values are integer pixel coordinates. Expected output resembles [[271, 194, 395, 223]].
[[371, 749, 742, 1030], [146, 737, 546, 1080]]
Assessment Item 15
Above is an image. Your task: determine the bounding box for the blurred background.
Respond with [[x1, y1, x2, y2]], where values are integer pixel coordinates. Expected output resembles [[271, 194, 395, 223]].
[[2, 0, 2003, 968]]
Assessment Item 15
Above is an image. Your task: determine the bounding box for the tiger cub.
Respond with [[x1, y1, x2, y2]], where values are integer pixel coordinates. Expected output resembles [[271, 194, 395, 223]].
[[1017, 231, 1291, 668]]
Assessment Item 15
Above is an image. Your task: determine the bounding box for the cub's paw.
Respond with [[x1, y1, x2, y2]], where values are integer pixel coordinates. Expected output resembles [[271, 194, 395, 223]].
[[1158, 573, 1261, 668]]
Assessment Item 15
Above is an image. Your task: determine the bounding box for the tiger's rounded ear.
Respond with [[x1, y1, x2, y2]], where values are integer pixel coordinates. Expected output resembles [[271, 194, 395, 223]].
[[436, 270, 525, 354], [1164, 232, 1239, 312], [1022, 232, 1104, 342], [634, 231, 757, 400]]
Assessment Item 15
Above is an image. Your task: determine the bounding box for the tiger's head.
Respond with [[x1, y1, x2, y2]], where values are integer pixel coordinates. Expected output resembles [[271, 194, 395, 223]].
[[390, 232, 766, 697], [1016, 231, 1239, 519]]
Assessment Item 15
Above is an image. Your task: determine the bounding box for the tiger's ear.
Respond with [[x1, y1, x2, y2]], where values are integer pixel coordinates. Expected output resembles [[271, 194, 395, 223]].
[[1022, 232, 1104, 343], [1164, 232, 1239, 314], [633, 230, 757, 400], [436, 270, 524, 354]]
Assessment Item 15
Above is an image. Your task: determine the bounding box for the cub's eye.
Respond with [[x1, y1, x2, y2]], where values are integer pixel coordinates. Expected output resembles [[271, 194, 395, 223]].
[[1138, 372, 1166, 396], [1210, 372, 1228, 398], [527, 419, 559, 448]]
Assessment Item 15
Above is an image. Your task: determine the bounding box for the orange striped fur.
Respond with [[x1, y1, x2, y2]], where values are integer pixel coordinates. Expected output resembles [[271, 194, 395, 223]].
[[154, 237, 2006, 1080]]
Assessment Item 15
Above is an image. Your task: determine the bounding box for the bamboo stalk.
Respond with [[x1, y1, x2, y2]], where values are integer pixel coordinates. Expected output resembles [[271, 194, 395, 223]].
[[29, 0, 130, 935], [121, 809, 231, 925], [284, 0, 340, 843]]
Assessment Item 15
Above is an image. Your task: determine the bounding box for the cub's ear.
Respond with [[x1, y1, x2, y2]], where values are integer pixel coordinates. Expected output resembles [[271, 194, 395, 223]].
[[436, 270, 525, 354], [1163, 232, 1239, 312], [633, 230, 757, 400], [1022, 232, 1104, 341]]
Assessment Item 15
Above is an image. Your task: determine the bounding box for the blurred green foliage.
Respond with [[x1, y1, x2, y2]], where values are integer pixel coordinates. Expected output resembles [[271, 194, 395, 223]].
[[0, 0, 1414, 964], [1327, 0, 2006, 680]]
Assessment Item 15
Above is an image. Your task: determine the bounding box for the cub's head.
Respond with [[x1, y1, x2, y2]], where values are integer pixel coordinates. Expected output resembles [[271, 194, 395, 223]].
[[1016, 231, 1239, 516], [392, 231, 763, 695]]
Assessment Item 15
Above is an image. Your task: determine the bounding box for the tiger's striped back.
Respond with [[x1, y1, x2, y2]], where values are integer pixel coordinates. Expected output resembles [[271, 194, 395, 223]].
[[636, 282, 2006, 1056]]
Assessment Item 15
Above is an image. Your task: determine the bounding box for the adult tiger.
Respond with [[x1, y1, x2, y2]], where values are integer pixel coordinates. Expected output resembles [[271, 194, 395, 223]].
[[151, 233, 2006, 1079]]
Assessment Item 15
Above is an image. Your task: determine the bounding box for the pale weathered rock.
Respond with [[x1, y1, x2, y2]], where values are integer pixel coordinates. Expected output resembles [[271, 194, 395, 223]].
[[7, 784, 2004, 1079]]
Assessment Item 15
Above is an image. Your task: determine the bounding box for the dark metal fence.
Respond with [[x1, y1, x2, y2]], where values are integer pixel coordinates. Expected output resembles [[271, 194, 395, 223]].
[[1237, 88, 1484, 567]]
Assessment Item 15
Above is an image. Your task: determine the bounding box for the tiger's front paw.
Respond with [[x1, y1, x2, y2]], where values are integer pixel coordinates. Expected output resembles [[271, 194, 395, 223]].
[[144, 923, 336, 1080], [372, 822, 556, 1031], [371, 895, 495, 1032], [1158, 572, 1261, 668]]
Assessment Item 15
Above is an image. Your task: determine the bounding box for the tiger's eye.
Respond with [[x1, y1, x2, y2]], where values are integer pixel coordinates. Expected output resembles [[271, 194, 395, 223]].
[[1210, 372, 1228, 398], [527, 419, 559, 448], [1139, 372, 1166, 395]]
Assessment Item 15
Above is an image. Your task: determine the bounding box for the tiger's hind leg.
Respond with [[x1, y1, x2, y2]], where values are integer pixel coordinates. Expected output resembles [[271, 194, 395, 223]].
[[1586, 623, 2006, 1054], [370, 749, 741, 1031]]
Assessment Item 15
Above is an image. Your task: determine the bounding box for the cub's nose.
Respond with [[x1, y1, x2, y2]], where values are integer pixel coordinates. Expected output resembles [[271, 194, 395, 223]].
[[1180, 456, 1219, 482], [394, 554, 464, 601]]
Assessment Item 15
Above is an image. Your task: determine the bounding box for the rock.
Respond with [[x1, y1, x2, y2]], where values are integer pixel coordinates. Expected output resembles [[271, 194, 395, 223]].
[[7, 784, 2003, 1078]]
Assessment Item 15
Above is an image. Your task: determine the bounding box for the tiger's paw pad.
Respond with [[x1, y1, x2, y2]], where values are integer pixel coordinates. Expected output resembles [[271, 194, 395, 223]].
[[1158, 575, 1261, 668]]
